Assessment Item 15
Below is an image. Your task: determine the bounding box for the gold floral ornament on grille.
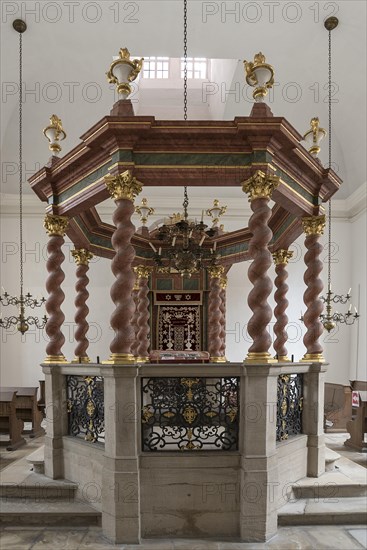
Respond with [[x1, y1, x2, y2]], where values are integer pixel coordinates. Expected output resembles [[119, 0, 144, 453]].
[[107, 47, 144, 98], [244, 52, 274, 102]]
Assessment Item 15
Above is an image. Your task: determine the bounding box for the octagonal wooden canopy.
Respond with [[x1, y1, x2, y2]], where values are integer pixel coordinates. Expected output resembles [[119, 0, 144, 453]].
[[28, 101, 342, 265]]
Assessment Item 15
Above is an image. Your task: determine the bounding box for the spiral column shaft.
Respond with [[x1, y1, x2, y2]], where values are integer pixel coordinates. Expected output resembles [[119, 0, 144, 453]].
[[130, 285, 139, 357], [134, 266, 152, 362], [71, 249, 93, 363], [301, 216, 326, 362], [43, 215, 69, 363], [208, 266, 226, 362], [272, 250, 293, 361], [219, 277, 227, 358], [104, 171, 142, 364], [242, 171, 279, 363]]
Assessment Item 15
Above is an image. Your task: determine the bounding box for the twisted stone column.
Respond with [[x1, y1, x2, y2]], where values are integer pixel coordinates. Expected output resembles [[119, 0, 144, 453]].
[[71, 249, 93, 363], [242, 171, 280, 363], [301, 215, 326, 362], [43, 214, 69, 363], [130, 280, 139, 357], [208, 265, 226, 363], [219, 276, 227, 359], [134, 266, 152, 362], [272, 249, 293, 362], [104, 171, 142, 364]]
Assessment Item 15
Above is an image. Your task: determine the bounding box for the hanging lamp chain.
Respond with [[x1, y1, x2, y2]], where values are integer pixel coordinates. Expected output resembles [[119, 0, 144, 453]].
[[183, 0, 188, 121], [183, 0, 188, 223], [327, 28, 332, 292], [19, 31, 24, 300]]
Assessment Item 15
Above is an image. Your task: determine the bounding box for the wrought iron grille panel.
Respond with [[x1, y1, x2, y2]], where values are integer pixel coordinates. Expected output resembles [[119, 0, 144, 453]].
[[141, 377, 239, 451], [277, 374, 303, 442], [66, 375, 105, 444]]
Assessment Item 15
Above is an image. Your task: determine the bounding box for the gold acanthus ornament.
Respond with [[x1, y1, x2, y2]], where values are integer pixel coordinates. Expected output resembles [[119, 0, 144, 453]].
[[207, 265, 225, 280], [242, 170, 280, 201], [106, 47, 144, 97], [104, 170, 143, 202], [301, 215, 326, 236], [71, 249, 94, 266], [272, 250, 294, 266], [44, 214, 69, 237], [134, 265, 152, 280]]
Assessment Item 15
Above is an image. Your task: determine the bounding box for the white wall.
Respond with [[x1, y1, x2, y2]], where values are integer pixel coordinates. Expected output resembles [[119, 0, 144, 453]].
[[0, 197, 365, 388], [349, 209, 367, 382]]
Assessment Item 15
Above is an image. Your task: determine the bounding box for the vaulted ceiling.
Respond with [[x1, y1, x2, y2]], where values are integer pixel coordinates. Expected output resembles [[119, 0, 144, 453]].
[[1, 0, 366, 203]]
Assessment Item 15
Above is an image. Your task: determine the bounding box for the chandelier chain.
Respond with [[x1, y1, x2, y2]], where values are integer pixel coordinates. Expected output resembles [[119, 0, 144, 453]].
[[327, 28, 332, 291], [19, 32, 24, 298], [183, 0, 188, 121], [183, 1, 188, 227]]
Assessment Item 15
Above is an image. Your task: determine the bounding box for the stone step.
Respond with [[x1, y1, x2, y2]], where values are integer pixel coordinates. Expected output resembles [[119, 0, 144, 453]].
[[0, 498, 101, 527], [292, 454, 367, 499], [0, 475, 77, 500], [278, 496, 367, 526]]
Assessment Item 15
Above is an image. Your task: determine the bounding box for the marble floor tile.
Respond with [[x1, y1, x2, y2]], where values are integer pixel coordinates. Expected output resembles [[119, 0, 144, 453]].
[[30, 528, 87, 549], [348, 529, 367, 548], [306, 525, 366, 549], [0, 529, 40, 549]]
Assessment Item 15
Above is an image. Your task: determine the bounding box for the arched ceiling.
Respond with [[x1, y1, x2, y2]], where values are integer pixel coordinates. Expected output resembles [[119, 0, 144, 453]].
[[1, 0, 366, 200]]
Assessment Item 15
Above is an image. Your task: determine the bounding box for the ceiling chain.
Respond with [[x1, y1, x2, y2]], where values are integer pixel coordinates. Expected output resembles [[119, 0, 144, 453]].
[[19, 31, 24, 298], [327, 28, 332, 291]]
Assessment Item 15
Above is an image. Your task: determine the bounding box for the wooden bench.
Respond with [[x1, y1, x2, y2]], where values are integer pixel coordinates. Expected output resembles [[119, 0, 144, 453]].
[[345, 381, 367, 452], [37, 380, 46, 419], [0, 391, 26, 451], [2, 387, 45, 438]]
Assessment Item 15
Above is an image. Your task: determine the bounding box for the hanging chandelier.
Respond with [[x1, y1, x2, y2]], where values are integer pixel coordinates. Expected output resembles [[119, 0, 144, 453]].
[[0, 20, 47, 335], [321, 16, 359, 332], [301, 16, 360, 333], [148, 188, 225, 278]]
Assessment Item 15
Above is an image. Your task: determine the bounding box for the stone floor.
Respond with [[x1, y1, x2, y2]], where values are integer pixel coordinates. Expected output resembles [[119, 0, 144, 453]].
[[1, 432, 366, 549], [0, 525, 367, 549]]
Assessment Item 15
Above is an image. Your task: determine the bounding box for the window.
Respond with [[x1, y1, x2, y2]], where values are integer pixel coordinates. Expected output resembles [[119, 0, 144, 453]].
[[180, 58, 207, 79], [143, 57, 169, 79]]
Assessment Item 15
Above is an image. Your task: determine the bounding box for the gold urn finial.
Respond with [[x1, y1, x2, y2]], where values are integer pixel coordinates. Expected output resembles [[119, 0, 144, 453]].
[[244, 52, 274, 102], [107, 47, 144, 98], [135, 198, 155, 226], [303, 117, 326, 157], [43, 115, 66, 156], [206, 199, 227, 226]]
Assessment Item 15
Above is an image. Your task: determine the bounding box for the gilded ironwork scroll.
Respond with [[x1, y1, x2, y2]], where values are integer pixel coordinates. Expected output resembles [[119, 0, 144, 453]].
[[141, 377, 239, 451], [66, 375, 105, 444], [276, 374, 303, 441]]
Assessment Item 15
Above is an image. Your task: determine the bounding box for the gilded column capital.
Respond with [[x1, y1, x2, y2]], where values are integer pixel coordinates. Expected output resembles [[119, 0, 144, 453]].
[[44, 214, 69, 237], [242, 170, 280, 201], [105, 170, 142, 202], [220, 276, 228, 289], [272, 249, 293, 266], [71, 249, 94, 266], [208, 265, 225, 280], [301, 215, 326, 236], [134, 265, 152, 280]]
